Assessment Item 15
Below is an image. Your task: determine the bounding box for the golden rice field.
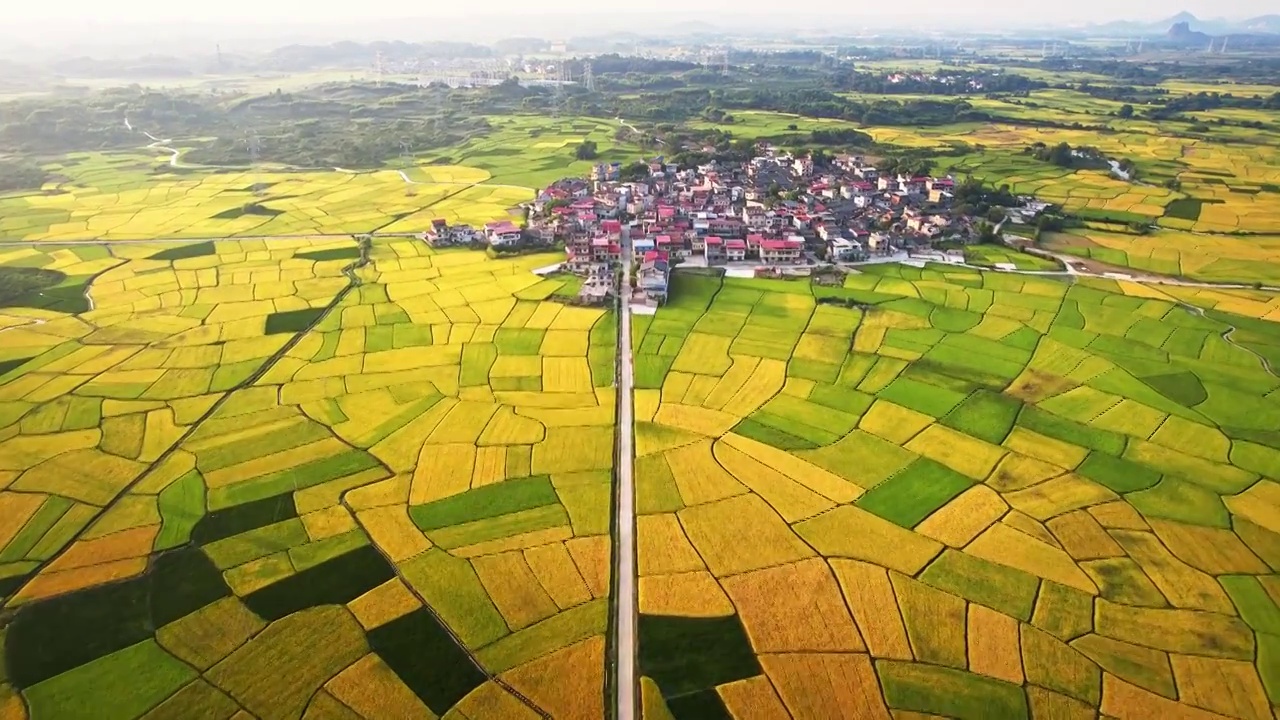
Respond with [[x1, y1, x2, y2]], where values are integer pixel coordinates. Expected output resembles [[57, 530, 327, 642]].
[[0, 152, 532, 241], [634, 265, 1280, 719], [1046, 230, 1280, 286], [873, 121, 1280, 234], [0, 241, 615, 719]]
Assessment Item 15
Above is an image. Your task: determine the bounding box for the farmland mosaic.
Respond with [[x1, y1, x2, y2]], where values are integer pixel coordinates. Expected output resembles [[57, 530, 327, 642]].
[[634, 266, 1280, 720], [0, 240, 614, 719]]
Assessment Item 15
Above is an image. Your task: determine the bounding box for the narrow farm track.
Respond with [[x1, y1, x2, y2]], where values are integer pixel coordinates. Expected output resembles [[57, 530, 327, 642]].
[[612, 229, 639, 720], [0, 317, 46, 335], [1176, 300, 1280, 379]]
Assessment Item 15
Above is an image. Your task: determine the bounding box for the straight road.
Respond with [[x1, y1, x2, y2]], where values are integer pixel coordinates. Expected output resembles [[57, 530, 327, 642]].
[[613, 229, 638, 720]]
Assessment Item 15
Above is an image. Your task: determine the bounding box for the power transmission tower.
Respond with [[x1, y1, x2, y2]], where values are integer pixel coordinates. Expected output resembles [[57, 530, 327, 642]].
[[721, 49, 729, 74], [1221, 35, 1229, 53], [247, 133, 265, 197], [374, 50, 385, 86], [552, 62, 564, 117], [583, 61, 595, 92], [400, 141, 415, 196]]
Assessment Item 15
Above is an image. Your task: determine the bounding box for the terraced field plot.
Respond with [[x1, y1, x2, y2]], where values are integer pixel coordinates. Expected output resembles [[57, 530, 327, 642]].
[[635, 266, 1280, 720], [0, 242, 615, 719], [963, 244, 1062, 272], [415, 115, 644, 191], [1046, 229, 1280, 285], [0, 152, 532, 241], [869, 120, 1280, 234]]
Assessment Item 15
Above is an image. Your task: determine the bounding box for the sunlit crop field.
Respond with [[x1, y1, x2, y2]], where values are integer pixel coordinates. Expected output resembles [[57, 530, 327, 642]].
[[634, 266, 1280, 719], [1046, 230, 1280, 285], [0, 241, 615, 719], [0, 113, 647, 243], [0, 152, 533, 241], [870, 118, 1280, 234]]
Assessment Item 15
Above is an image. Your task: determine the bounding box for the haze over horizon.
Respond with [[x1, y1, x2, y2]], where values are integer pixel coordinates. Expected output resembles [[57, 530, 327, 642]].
[[5, 0, 1277, 25]]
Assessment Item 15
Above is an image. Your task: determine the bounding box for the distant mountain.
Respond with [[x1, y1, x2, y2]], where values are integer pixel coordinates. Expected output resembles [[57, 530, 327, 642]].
[[1166, 21, 1210, 46], [1084, 10, 1280, 37], [1163, 11, 1200, 27], [1242, 14, 1280, 33]]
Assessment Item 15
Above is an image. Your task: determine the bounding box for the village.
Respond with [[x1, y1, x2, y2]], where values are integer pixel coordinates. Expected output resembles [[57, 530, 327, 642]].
[[422, 145, 1052, 306]]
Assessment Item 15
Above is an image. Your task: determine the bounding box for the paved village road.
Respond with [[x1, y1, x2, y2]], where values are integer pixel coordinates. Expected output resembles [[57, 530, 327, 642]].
[[613, 229, 638, 720]]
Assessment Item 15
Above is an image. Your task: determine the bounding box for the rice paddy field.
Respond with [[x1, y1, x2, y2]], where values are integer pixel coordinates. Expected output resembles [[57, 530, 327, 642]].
[[1046, 230, 1280, 285], [864, 90, 1280, 236], [0, 240, 616, 719], [633, 265, 1280, 719], [0, 115, 642, 243], [413, 115, 644, 192], [687, 111, 866, 141], [963, 244, 1062, 272]]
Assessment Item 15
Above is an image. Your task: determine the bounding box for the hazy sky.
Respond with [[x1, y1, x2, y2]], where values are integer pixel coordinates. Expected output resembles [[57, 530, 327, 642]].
[[7, 0, 1275, 23]]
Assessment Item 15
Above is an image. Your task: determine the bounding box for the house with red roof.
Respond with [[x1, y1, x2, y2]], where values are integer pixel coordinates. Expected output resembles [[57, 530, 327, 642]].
[[485, 221, 523, 247], [759, 239, 804, 265], [704, 236, 725, 264]]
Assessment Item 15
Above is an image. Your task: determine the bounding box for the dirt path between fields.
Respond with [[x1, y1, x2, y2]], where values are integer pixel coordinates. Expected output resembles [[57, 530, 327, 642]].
[[1175, 301, 1278, 378], [617, 117, 663, 146], [0, 317, 46, 335]]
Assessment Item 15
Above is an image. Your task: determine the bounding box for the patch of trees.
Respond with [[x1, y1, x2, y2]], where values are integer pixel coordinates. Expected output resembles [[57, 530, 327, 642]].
[[1144, 90, 1280, 120], [0, 160, 49, 193], [1024, 141, 1108, 169], [729, 50, 833, 67], [834, 71, 1047, 96], [588, 54, 699, 75], [618, 162, 650, 182], [878, 157, 935, 177], [599, 87, 987, 127], [0, 82, 505, 168], [952, 178, 1020, 218], [575, 140, 599, 160], [0, 267, 65, 307], [808, 128, 872, 146]]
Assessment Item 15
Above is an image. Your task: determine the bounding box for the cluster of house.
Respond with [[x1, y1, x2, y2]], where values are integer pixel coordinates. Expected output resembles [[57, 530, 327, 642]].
[[422, 218, 526, 247], [423, 144, 1043, 306]]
